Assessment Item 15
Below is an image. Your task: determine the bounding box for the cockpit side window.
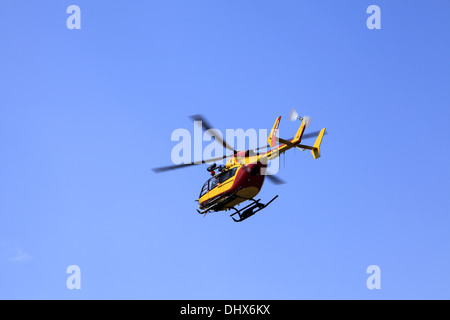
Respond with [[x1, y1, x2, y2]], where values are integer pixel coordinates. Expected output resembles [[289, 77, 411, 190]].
[[201, 167, 238, 195], [209, 177, 219, 190], [218, 167, 238, 184]]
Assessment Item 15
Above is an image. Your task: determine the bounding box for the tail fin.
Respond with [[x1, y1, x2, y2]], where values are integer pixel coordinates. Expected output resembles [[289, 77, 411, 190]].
[[311, 128, 326, 159], [268, 116, 281, 147], [292, 121, 307, 144], [296, 128, 326, 159]]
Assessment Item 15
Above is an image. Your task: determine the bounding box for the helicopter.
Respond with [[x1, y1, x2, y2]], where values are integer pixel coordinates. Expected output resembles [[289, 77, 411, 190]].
[[152, 109, 326, 222]]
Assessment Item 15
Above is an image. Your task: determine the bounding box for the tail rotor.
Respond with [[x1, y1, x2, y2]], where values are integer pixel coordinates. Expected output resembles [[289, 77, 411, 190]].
[[289, 108, 311, 128]]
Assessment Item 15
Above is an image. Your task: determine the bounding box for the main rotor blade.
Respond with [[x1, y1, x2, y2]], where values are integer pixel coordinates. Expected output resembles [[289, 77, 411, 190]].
[[302, 130, 329, 140], [152, 163, 200, 173], [190, 114, 237, 153], [152, 154, 232, 173], [265, 174, 286, 185]]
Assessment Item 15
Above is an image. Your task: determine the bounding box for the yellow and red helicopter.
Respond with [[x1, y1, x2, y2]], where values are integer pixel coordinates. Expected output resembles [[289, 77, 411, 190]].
[[153, 109, 326, 222]]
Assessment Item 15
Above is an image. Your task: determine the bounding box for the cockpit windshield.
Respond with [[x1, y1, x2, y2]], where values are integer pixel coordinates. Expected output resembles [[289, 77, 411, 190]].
[[199, 167, 238, 198], [200, 181, 209, 198]]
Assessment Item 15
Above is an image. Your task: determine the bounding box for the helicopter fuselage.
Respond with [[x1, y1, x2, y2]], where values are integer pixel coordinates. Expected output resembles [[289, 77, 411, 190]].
[[198, 163, 266, 212]]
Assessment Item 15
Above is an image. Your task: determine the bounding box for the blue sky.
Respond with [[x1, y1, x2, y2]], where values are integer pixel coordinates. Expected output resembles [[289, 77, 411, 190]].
[[0, 0, 449, 299]]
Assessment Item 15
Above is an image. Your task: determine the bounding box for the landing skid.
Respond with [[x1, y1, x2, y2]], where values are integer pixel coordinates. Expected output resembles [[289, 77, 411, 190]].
[[229, 195, 278, 222]]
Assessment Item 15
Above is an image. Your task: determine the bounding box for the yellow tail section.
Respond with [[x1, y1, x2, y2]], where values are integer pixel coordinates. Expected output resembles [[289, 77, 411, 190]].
[[293, 121, 306, 144], [268, 116, 281, 147], [311, 128, 326, 159], [296, 128, 326, 159], [264, 113, 325, 161]]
